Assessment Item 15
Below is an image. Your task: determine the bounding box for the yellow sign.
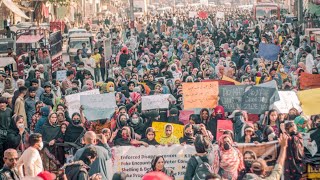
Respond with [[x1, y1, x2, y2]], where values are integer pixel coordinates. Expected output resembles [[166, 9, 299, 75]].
[[297, 88, 320, 116], [152, 122, 184, 143]]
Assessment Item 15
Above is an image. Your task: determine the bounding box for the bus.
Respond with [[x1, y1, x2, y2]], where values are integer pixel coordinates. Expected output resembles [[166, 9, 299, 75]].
[[253, 3, 280, 20]]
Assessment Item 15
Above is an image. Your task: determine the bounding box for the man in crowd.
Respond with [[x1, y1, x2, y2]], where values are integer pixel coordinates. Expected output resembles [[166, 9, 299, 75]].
[[0, 149, 21, 180]]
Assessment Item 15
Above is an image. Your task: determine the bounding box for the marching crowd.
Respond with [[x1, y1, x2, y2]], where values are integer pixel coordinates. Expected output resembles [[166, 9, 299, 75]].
[[0, 5, 320, 180]]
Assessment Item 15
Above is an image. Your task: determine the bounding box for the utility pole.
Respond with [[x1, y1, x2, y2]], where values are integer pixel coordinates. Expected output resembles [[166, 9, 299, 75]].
[[297, 0, 303, 23]]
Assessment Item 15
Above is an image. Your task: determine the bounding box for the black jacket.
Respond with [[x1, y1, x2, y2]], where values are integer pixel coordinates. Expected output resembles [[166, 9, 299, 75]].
[[184, 155, 209, 180], [64, 161, 90, 180], [0, 165, 20, 180]]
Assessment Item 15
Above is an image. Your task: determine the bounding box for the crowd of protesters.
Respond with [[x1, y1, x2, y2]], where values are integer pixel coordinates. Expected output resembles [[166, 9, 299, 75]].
[[0, 3, 320, 180]]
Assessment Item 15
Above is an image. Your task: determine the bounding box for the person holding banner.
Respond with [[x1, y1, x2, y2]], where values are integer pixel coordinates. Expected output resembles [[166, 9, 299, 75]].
[[212, 134, 244, 180], [141, 127, 159, 146]]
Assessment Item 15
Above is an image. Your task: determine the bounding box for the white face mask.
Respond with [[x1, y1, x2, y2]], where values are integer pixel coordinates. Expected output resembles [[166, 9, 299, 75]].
[[131, 118, 140, 124], [280, 68, 284, 73], [109, 87, 114, 92], [39, 142, 44, 150], [17, 123, 24, 129]]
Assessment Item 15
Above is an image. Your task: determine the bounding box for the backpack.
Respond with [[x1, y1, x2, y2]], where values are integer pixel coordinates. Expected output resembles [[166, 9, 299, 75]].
[[193, 156, 213, 180]]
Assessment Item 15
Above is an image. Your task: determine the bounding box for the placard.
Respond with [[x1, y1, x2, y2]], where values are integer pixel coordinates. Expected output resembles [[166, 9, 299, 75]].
[[152, 122, 184, 143], [219, 85, 246, 112], [182, 82, 219, 109], [216, 120, 233, 140], [300, 72, 320, 90], [56, 70, 67, 81], [273, 91, 301, 113], [80, 93, 117, 121], [65, 89, 100, 116], [189, 11, 197, 18], [297, 88, 320, 115], [257, 43, 281, 61], [141, 94, 170, 110]]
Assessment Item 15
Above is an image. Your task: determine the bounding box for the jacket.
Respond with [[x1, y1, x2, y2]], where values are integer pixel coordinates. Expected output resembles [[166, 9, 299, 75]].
[[40, 92, 54, 107], [14, 96, 27, 126], [184, 155, 209, 180], [0, 165, 20, 180], [63, 161, 90, 180], [74, 144, 112, 180], [34, 106, 50, 133], [25, 97, 39, 124]]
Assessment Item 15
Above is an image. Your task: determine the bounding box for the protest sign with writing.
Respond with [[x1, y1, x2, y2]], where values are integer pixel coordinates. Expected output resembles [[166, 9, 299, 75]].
[[242, 86, 276, 114], [65, 89, 100, 116], [152, 122, 184, 143], [300, 72, 320, 90], [273, 91, 301, 113], [256, 80, 280, 101], [257, 43, 281, 61], [297, 88, 320, 116], [56, 70, 67, 81], [112, 145, 196, 179], [80, 93, 117, 121], [182, 82, 219, 109], [189, 11, 197, 18], [216, 11, 225, 19], [111, 142, 279, 179], [216, 120, 233, 140], [142, 94, 170, 110], [219, 85, 246, 112]]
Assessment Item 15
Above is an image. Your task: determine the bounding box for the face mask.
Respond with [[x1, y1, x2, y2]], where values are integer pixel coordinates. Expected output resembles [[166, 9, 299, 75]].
[[109, 87, 114, 92], [216, 114, 223, 119], [290, 131, 297, 136], [223, 142, 230, 150], [131, 118, 139, 124], [39, 141, 44, 150], [280, 68, 284, 72], [206, 73, 210, 76], [120, 120, 127, 126], [73, 120, 81, 125], [127, 64, 131, 66], [288, 114, 297, 120], [17, 123, 24, 129], [252, 169, 263, 175], [185, 132, 193, 137], [171, 67, 176, 71], [244, 161, 253, 170]]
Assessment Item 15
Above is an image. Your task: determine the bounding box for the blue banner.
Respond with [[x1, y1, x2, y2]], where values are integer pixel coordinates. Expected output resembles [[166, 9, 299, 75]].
[[258, 43, 281, 61]]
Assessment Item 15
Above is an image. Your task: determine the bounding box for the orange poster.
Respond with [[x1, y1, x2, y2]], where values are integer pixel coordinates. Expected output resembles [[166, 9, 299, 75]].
[[300, 72, 320, 89], [182, 82, 219, 109]]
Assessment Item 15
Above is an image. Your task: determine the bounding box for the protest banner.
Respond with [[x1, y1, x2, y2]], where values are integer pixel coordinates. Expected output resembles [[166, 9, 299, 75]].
[[257, 43, 281, 61], [256, 80, 280, 101], [222, 76, 241, 85], [182, 82, 219, 109], [300, 72, 320, 90], [80, 93, 117, 121], [179, 110, 194, 125], [216, 120, 233, 140], [56, 70, 66, 81], [219, 85, 246, 112], [65, 89, 100, 116], [201, 79, 234, 85], [152, 122, 184, 143], [297, 88, 320, 116], [111, 142, 279, 179], [200, 0, 208, 6], [273, 91, 301, 113], [111, 145, 196, 179], [141, 94, 171, 110], [242, 86, 277, 114]]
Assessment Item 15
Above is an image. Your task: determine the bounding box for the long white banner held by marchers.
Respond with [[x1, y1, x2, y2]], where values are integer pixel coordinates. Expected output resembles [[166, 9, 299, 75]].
[[111, 145, 196, 180], [65, 89, 100, 116], [141, 94, 171, 110]]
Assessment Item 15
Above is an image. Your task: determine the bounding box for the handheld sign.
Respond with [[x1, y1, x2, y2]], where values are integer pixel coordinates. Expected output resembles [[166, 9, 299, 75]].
[[297, 88, 320, 116], [182, 82, 219, 109], [141, 94, 171, 110], [80, 93, 117, 121], [273, 91, 301, 113], [300, 72, 320, 90], [219, 85, 246, 112], [257, 43, 281, 61], [56, 70, 67, 81]]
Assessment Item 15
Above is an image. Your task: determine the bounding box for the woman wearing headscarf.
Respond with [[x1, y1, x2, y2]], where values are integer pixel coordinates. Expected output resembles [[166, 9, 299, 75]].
[[239, 124, 261, 143], [146, 156, 175, 179], [294, 116, 309, 133], [179, 124, 195, 145], [2, 78, 15, 95], [128, 112, 145, 137], [114, 126, 148, 146], [6, 115, 30, 153], [213, 135, 244, 180], [41, 112, 62, 171], [159, 124, 179, 145], [64, 112, 86, 145], [141, 127, 159, 145]]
